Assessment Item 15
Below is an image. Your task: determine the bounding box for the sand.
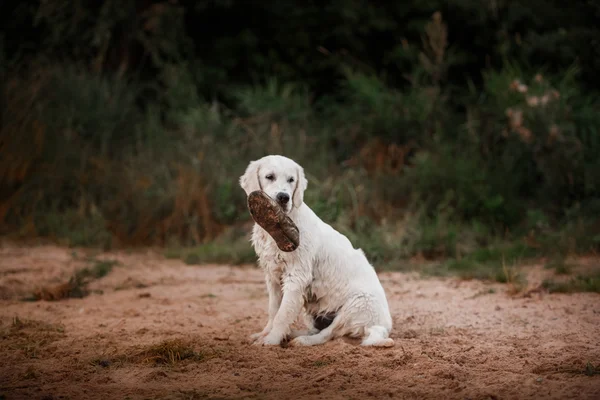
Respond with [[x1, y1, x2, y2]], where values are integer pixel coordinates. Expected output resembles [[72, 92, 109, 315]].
[[0, 243, 599, 400]]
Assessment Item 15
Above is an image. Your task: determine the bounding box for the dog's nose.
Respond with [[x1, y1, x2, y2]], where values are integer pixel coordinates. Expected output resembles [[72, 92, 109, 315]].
[[276, 192, 290, 204]]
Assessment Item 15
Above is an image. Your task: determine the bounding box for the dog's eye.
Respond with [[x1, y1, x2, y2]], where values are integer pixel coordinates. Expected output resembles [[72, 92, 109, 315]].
[[288, 177, 295, 183], [265, 174, 275, 181]]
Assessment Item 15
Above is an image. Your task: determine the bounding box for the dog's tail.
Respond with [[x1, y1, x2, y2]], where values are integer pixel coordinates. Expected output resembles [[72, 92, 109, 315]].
[[361, 325, 394, 347]]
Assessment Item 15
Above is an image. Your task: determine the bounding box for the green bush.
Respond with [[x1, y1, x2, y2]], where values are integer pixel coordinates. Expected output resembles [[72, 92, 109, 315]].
[[1, 1, 599, 280]]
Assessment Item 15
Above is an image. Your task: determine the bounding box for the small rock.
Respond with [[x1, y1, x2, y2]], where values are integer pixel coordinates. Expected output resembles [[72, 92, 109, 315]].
[[138, 293, 151, 298], [536, 377, 543, 382]]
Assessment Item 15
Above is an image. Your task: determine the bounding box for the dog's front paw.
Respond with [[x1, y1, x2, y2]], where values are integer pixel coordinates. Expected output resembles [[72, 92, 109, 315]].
[[254, 332, 282, 346]]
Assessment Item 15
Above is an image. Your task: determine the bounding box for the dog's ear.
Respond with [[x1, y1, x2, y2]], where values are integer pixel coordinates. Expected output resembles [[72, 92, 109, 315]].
[[239, 160, 262, 195], [292, 165, 308, 208]]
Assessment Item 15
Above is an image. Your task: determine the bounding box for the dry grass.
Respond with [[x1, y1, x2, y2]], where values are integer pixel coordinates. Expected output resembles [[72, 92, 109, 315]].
[[0, 316, 65, 359], [501, 259, 527, 295], [30, 258, 118, 301], [137, 339, 207, 365], [419, 11, 448, 83], [91, 338, 210, 368]]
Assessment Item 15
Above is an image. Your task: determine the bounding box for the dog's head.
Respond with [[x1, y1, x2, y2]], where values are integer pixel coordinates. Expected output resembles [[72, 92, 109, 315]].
[[239, 155, 308, 213]]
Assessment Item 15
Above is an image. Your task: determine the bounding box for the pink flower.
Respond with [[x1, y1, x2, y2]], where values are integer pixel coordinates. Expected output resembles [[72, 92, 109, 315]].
[[526, 96, 540, 107]]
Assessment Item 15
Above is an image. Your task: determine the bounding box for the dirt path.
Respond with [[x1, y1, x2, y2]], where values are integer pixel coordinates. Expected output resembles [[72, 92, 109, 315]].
[[0, 244, 599, 400]]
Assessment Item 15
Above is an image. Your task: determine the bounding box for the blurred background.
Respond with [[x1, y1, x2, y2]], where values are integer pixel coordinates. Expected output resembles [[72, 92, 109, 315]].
[[0, 0, 599, 279]]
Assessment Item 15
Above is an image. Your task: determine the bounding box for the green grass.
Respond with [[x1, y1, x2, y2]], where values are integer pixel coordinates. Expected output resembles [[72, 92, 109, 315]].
[[64, 258, 120, 299], [542, 272, 600, 294], [544, 258, 575, 275], [23, 257, 119, 301], [584, 362, 599, 377], [417, 241, 538, 283], [33, 211, 113, 249], [159, 214, 600, 296], [166, 233, 256, 266], [77, 259, 119, 280]]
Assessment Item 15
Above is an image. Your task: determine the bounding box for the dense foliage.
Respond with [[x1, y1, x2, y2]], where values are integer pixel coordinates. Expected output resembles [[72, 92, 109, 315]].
[[1, 0, 599, 270]]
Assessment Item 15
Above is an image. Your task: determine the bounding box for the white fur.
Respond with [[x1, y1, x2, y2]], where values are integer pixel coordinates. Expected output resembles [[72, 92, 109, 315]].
[[239, 155, 394, 347]]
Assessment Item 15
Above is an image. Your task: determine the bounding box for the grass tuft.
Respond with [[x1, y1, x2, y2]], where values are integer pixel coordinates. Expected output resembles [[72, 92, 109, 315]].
[[91, 338, 209, 368], [1, 317, 65, 358], [137, 339, 206, 365], [30, 258, 119, 301], [584, 361, 599, 377]]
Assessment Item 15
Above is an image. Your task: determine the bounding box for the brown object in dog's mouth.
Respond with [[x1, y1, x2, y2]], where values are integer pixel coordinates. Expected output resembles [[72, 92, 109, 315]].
[[247, 190, 300, 252]]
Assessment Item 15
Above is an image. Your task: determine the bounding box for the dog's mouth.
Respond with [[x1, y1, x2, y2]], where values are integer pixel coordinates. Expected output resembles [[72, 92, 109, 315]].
[[278, 201, 292, 214], [269, 194, 292, 213]]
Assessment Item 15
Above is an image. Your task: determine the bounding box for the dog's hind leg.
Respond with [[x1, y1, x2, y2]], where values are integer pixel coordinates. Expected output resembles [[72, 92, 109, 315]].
[[289, 315, 342, 347], [288, 328, 318, 339], [360, 325, 394, 347], [288, 312, 322, 339]]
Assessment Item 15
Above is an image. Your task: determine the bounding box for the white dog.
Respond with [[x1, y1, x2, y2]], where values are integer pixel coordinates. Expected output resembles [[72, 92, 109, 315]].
[[239, 155, 394, 347]]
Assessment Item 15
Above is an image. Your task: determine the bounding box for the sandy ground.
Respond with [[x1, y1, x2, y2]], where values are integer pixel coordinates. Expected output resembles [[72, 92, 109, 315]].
[[0, 243, 599, 400]]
